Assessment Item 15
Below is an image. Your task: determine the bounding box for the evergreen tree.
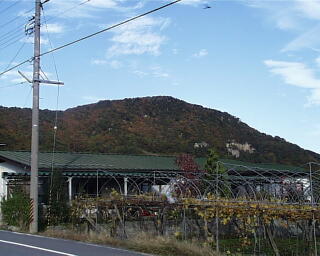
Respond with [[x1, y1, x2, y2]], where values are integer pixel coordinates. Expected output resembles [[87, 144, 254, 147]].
[[204, 148, 230, 197], [46, 169, 70, 226]]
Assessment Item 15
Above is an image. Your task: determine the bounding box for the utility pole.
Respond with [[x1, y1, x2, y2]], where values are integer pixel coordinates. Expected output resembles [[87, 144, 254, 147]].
[[28, 0, 63, 234], [30, 0, 41, 234]]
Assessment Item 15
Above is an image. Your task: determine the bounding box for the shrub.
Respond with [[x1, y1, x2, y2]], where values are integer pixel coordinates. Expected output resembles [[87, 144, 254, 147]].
[[1, 188, 32, 230]]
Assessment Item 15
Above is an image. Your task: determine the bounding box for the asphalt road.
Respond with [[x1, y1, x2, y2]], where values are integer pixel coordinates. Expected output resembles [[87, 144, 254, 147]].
[[0, 230, 151, 256]]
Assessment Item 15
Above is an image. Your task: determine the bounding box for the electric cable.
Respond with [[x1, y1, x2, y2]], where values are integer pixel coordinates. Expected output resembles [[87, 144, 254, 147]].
[[39, 0, 182, 58], [42, 8, 63, 226], [0, 1, 20, 15], [0, 81, 27, 89], [2, 38, 28, 73], [0, 7, 34, 30], [0, 0, 182, 78], [0, 34, 28, 52], [44, 0, 91, 24]]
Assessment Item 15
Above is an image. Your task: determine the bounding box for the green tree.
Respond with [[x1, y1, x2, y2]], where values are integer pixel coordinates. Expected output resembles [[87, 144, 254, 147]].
[[1, 188, 32, 230], [204, 148, 230, 197], [46, 169, 70, 226]]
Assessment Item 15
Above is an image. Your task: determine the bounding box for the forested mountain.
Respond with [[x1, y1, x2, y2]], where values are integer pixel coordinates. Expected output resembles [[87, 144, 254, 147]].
[[0, 96, 319, 166]]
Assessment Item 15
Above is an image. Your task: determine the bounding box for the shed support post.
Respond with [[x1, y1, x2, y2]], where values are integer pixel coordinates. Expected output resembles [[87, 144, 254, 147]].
[[68, 177, 73, 203], [124, 177, 128, 196]]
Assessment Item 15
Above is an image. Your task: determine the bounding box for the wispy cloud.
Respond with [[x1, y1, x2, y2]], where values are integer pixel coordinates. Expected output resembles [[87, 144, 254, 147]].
[[244, 0, 320, 51], [150, 66, 170, 78], [46, 0, 120, 18], [107, 16, 170, 57], [43, 23, 65, 34], [132, 70, 148, 78], [264, 59, 320, 105], [91, 59, 123, 69], [316, 56, 320, 67], [282, 25, 320, 52], [46, 0, 145, 19], [0, 69, 58, 86], [91, 59, 108, 65], [178, 0, 208, 6], [193, 49, 208, 58], [295, 0, 320, 20], [131, 65, 170, 79], [83, 95, 107, 103], [21, 37, 49, 45]]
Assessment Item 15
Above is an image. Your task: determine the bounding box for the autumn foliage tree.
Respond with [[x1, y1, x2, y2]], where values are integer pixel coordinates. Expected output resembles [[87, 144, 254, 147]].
[[175, 154, 201, 197]]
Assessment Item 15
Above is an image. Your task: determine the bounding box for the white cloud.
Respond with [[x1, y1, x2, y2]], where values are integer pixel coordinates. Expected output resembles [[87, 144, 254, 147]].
[[44, 23, 65, 34], [46, 0, 144, 19], [91, 59, 122, 69], [91, 59, 108, 65], [295, 0, 320, 20], [264, 59, 320, 105], [150, 66, 170, 78], [131, 66, 170, 79], [172, 48, 179, 55], [178, 0, 208, 6], [245, 0, 320, 27], [21, 37, 49, 45], [83, 96, 106, 102], [244, 0, 320, 51], [109, 60, 122, 69], [107, 16, 170, 57], [0, 69, 59, 86], [282, 25, 320, 52], [316, 56, 320, 67], [132, 70, 148, 78], [10, 71, 33, 83], [193, 49, 208, 58], [243, 0, 301, 30], [87, 0, 118, 8]]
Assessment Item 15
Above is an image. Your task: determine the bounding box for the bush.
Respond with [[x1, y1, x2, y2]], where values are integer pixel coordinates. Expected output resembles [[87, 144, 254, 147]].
[[1, 188, 32, 230]]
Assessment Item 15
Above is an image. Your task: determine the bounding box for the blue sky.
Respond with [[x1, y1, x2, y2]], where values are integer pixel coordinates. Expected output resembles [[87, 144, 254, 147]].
[[0, 0, 320, 154]]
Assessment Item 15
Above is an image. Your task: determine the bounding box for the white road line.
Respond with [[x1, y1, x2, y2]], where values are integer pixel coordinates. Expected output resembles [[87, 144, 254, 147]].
[[0, 239, 77, 256]]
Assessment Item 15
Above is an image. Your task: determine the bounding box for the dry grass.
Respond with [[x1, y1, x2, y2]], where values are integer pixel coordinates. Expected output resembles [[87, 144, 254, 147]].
[[41, 229, 218, 256]]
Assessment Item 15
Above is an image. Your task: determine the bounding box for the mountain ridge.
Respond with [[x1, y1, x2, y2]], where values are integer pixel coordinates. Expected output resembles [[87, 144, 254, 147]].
[[0, 96, 319, 166]]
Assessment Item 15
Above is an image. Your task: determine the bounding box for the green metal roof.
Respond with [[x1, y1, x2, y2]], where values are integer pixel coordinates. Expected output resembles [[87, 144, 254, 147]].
[[0, 151, 306, 173], [196, 158, 306, 173], [0, 151, 180, 171]]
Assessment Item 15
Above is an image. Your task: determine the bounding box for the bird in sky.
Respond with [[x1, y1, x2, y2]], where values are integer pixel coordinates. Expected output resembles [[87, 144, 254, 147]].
[[203, 4, 212, 9]]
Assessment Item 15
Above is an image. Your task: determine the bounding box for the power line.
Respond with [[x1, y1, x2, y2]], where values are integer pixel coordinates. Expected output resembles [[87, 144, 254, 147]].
[[2, 38, 28, 72], [0, 0, 182, 78], [22, 86, 33, 108], [0, 1, 20, 15], [0, 59, 31, 77], [0, 7, 34, 30], [44, 0, 91, 24], [0, 81, 27, 89], [0, 25, 24, 43], [0, 32, 26, 48], [40, 0, 182, 58], [0, 34, 27, 52]]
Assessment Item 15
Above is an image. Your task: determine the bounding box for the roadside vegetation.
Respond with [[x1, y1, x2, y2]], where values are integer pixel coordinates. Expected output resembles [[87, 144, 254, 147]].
[[1, 150, 319, 255], [41, 229, 218, 256]]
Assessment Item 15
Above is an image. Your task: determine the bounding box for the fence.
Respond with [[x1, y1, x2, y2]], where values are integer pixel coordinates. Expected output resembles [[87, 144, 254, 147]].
[[70, 162, 320, 256]]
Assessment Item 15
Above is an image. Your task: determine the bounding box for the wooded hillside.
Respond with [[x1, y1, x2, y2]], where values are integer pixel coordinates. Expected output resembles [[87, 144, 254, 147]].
[[1, 96, 319, 166]]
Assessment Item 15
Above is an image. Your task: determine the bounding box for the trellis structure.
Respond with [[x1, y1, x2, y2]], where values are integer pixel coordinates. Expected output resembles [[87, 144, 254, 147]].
[[1, 151, 320, 255]]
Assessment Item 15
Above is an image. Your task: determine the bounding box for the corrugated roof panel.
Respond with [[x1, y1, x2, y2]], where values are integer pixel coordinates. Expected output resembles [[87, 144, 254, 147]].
[[0, 151, 306, 173]]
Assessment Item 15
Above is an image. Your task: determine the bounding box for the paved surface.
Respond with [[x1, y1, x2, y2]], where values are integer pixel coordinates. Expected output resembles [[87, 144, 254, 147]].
[[0, 230, 151, 256]]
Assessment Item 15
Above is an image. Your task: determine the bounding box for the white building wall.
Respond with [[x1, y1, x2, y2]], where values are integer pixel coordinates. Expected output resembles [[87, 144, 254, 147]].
[[0, 161, 27, 223], [0, 162, 27, 201]]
